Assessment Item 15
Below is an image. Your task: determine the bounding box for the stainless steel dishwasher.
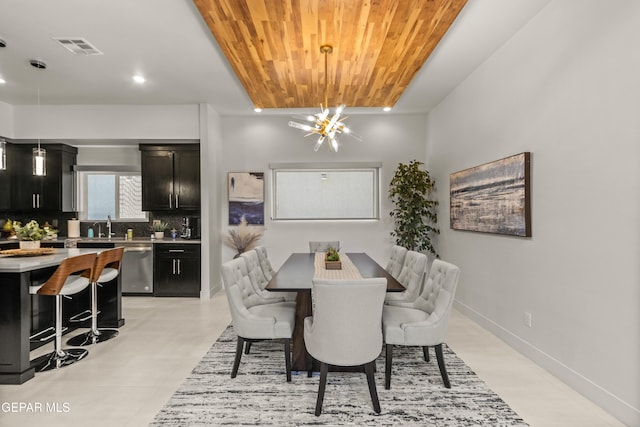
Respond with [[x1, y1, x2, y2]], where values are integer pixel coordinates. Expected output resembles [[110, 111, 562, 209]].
[[121, 242, 154, 294]]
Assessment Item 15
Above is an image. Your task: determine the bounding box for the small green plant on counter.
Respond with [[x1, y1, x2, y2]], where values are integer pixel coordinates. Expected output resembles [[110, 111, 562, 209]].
[[13, 220, 57, 241], [150, 221, 169, 232], [325, 246, 340, 261]]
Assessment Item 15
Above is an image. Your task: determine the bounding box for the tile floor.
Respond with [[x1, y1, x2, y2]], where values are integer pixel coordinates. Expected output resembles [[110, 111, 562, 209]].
[[0, 292, 625, 427]]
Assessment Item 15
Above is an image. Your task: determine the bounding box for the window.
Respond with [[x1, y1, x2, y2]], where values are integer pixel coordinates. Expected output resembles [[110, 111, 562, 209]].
[[76, 167, 147, 221], [271, 162, 380, 220]]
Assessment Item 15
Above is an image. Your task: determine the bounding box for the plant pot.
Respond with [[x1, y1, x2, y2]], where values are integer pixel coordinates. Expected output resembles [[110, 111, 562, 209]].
[[325, 259, 342, 270], [154, 231, 165, 239], [19, 240, 41, 250]]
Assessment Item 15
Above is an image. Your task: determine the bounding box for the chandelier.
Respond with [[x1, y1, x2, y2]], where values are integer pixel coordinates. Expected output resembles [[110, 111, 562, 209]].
[[288, 45, 361, 152]]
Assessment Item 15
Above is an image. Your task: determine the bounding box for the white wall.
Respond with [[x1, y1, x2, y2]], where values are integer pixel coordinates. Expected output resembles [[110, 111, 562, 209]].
[[426, 1, 639, 424], [0, 101, 13, 137], [77, 146, 141, 167], [220, 114, 428, 268], [12, 105, 199, 139]]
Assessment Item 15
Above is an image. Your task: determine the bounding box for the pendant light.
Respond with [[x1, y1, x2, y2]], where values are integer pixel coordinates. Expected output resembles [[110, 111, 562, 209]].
[[288, 45, 362, 152], [30, 59, 46, 176]]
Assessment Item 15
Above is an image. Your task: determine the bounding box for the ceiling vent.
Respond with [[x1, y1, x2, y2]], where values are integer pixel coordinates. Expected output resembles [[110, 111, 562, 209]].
[[53, 37, 103, 55]]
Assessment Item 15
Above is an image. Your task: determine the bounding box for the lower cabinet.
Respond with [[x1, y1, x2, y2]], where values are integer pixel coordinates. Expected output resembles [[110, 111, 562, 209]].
[[154, 243, 200, 297]]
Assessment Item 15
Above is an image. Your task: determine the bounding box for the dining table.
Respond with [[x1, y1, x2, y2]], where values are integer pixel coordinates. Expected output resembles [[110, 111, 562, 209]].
[[265, 252, 404, 371]]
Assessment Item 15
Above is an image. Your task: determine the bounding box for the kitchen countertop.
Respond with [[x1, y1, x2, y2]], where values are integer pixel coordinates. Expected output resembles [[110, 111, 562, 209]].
[[0, 248, 100, 273], [0, 237, 201, 246]]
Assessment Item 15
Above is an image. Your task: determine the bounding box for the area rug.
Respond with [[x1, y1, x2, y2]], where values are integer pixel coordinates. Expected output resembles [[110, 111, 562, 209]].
[[151, 326, 528, 426]]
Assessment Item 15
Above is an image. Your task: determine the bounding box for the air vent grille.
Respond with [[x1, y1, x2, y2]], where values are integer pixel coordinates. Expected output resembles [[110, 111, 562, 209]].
[[53, 38, 103, 55]]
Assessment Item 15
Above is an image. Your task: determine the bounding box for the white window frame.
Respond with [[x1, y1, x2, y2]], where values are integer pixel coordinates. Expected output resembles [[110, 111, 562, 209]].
[[270, 162, 381, 221], [75, 166, 148, 222]]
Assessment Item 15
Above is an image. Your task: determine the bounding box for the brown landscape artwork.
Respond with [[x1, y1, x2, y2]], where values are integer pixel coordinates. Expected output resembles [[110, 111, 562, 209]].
[[450, 152, 531, 237]]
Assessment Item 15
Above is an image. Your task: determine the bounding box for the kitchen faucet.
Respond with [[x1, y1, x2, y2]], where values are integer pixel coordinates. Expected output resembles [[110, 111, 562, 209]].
[[93, 222, 103, 238], [106, 215, 113, 239]]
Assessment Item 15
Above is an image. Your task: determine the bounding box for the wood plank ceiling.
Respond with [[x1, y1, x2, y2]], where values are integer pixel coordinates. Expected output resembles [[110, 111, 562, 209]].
[[194, 0, 467, 109]]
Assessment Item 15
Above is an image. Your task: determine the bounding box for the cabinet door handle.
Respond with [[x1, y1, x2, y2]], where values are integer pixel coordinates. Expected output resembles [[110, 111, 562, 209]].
[[32, 194, 36, 209], [169, 193, 173, 209], [177, 259, 181, 275], [172, 259, 176, 274], [37, 193, 40, 208], [168, 249, 184, 253], [175, 193, 179, 209]]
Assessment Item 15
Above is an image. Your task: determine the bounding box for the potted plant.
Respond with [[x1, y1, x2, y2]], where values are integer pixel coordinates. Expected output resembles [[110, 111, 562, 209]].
[[13, 220, 57, 249], [389, 160, 440, 257], [324, 246, 342, 269], [151, 221, 169, 239], [224, 216, 263, 258]]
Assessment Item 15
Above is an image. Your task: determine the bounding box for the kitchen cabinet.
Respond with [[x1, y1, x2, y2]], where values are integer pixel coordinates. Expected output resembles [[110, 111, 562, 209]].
[[153, 243, 200, 297], [10, 144, 77, 212], [0, 142, 12, 211], [139, 144, 200, 211]]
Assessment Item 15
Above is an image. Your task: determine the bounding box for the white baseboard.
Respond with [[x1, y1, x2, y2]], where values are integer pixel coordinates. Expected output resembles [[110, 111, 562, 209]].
[[200, 280, 222, 299], [453, 300, 638, 426]]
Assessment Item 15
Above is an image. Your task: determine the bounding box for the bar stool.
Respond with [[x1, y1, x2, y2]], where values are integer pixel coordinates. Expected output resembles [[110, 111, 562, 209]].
[[67, 247, 124, 346], [29, 252, 96, 372]]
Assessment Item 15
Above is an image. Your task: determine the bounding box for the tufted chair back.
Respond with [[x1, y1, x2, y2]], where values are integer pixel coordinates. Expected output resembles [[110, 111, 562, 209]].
[[221, 257, 267, 308], [309, 241, 340, 253], [240, 249, 269, 291], [393, 250, 427, 302], [385, 245, 408, 279], [255, 246, 276, 280], [410, 259, 460, 343]]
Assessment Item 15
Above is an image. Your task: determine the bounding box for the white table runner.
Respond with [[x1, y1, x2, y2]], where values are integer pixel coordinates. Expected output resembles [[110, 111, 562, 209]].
[[313, 252, 362, 280]]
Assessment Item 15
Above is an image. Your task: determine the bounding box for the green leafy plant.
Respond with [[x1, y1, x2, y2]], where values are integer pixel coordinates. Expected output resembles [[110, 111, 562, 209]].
[[325, 246, 340, 261], [13, 220, 57, 241], [150, 221, 169, 232], [389, 160, 439, 257]]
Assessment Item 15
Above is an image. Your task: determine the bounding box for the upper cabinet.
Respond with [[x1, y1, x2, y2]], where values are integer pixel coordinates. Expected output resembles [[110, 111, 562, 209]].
[[139, 144, 200, 211], [9, 143, 77, 212]]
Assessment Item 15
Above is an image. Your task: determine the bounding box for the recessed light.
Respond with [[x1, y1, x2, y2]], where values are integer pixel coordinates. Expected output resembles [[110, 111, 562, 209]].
[[383, 107, 392, 112], [133, 74, 145, 84], [254, 107, 262, 113], [0, 77, 5, 84]]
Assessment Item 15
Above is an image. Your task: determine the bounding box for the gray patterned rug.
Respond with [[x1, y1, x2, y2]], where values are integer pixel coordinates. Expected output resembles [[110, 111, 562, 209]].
[[151, 326, 528, 426]]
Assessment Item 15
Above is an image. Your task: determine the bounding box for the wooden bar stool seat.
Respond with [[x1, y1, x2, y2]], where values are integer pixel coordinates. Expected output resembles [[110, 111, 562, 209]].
[[29, 252, 96, 372], [68, 247, 124, 346]]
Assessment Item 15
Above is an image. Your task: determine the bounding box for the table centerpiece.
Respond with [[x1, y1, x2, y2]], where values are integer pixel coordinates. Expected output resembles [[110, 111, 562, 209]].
[[13, 220, 57, 249], [325, 246, 342, 270]]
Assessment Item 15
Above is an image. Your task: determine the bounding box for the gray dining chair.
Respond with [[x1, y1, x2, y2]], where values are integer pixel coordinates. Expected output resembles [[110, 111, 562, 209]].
[[221, 258, 295, 382], [253, 246, 296, 302], [308, 241, 340, 253], [384, 250, 427, 306], [239, 250, 288, 304], [304, 277, 387, 416], [382, 259, 460, 389], [385, 245, 408, 279]]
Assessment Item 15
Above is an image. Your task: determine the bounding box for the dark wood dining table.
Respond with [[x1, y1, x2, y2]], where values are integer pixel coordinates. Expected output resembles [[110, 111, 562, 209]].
[[265, 252, 404, 371]]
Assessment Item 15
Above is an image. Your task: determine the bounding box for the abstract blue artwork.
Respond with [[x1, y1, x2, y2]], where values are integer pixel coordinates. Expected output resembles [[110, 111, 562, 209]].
[[228, 172, 264, 225]]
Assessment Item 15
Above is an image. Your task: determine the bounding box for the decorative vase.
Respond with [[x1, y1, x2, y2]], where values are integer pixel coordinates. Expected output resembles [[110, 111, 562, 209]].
[[19, 240, 41, 250], [154, 231, 165, 239]]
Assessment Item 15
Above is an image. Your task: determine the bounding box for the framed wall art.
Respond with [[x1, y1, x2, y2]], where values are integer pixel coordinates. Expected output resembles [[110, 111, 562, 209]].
[[450, 152, 531, 237], [228, 172, 264, 225]]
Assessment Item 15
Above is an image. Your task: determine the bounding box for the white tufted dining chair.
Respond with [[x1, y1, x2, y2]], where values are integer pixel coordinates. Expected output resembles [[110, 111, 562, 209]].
[[304, 277, 387, 416], [254, 246, 277, 280], [239, 250, 287, 304], [382, 259, 460, 389], [385, 245, 408, 279], [221, 257, 295, 382], [308, 241, 340, 253], [384, 250, 427, 306]]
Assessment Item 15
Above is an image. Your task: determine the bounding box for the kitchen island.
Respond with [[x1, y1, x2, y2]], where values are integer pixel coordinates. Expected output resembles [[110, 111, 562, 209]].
[[0, 248, 125, 384]]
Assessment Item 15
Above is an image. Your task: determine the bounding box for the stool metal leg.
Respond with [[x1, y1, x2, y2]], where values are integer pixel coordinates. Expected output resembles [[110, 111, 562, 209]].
[[31, 295, 89, 372], [67, 281, 118, 346]]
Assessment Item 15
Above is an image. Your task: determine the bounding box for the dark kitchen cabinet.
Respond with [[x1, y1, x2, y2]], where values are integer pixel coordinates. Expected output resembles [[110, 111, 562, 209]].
[[0, 140, 13, 211], [139, 144, 200, 211], [153, 243, 200, 297], [10, 144, 77, 212]]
